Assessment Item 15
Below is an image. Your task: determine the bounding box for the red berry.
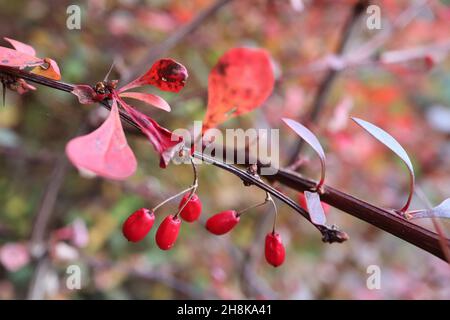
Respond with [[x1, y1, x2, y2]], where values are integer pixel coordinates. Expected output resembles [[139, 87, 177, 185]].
[[265, 232, 285, 267], [298, 193, 308, 211], [298, 193, 330, 214], [179, 193, 202, 222], [155, 215, 181, 250], [205, 210, 240, 235], [122, 208, 155, 242]]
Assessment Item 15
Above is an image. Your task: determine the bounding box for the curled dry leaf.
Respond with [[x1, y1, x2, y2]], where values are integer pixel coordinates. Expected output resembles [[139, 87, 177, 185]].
[[119, 91, 171, 112], [65, 100, 137, 180], [282, 118, 326, 188], [304, 191, 327, 226], [31, 58, 61, 80], [119, 58, 188, 93], [352, 117, 415, 212], [203, 47, 275, 130], [0, 38, 61, 80], [115, 95, 183, 168], [409, 198, 450, 219], [72, 85, 98, 104]]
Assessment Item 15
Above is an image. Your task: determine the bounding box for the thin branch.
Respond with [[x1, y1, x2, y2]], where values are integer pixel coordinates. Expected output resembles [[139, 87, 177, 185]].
[[270, 168, 450, 261], [193, 151, 348, 243], [27, 153, 69, 299], [1, 66, 449, 260]]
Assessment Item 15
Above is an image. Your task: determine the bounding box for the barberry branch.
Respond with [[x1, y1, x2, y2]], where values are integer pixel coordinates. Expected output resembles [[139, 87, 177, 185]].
[[1, 65, 449, 260], [270, 168, 450, 261]]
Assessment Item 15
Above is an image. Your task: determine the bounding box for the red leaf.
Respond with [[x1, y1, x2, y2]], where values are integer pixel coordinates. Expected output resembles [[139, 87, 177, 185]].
[[119, 91, 171, 112], [115, 95, 183, 168], [72, 85, 98, 104], [65, 100, 137, 180], [203, 47, 275, 130], [3, 37, 36, 56], [120, 58, 188, 93], [0, 46, 42, 68], [2, 38, 61, 80]]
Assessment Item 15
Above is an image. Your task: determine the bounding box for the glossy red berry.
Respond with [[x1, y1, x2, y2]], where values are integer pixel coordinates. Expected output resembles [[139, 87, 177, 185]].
[[265, 232, 285, 267], [205, 210, 240, 235], [122, 208, 155, 242], [179, 193, 202, 222], [298, 192, 330, 214], [155, 215, 182, 250]]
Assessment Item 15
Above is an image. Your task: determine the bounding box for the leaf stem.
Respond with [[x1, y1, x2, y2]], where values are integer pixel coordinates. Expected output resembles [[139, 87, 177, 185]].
[[174, 156, 198, 218]]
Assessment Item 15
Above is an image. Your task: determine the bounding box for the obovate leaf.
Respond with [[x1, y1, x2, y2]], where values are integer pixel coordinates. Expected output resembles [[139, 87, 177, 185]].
[[203, 47, 275, 130], [119, 58, 188, 93], [65, 100, 137, 180], [352, 117, 415, 212]]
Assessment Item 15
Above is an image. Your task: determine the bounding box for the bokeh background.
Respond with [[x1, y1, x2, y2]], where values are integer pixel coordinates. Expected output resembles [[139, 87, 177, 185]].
[[0, 0, 449, 299]]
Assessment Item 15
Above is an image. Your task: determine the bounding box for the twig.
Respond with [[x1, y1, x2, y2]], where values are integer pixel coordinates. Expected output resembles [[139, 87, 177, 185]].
[[27, 153, 70, 299], [193, 151, 348, 243], [270, 168, 450, 261]]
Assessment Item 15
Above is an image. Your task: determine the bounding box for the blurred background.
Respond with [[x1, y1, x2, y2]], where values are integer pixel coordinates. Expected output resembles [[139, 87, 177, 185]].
[[0, 0, 449, 299]]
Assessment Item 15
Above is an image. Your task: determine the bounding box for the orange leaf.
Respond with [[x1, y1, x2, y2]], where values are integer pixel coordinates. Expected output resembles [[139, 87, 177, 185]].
[[203, 47, 274, 130], [31, 58, 61, 80]]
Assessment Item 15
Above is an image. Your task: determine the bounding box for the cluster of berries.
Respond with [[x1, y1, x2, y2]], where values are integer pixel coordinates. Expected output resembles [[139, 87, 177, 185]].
[[122, 192, 286, 267]]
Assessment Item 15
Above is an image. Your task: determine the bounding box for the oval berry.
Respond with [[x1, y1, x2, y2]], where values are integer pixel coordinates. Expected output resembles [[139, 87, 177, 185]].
[[265, 232, 285, 267], [179, 193, 202, 222], [122, 208, 155, 242], [155, 215, 182, 250], [205, 210, 239, 235]]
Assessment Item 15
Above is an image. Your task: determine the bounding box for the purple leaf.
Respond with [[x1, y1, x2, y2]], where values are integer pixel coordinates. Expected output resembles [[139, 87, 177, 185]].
[[352, 117, 415, 212], [282, 118, 326, 187], [304, 191, 327, 226], [72, 85, 98, 104], [409, 198, 450, 219]]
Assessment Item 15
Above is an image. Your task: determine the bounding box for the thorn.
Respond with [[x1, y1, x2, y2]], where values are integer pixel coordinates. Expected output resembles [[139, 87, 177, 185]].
[[103, 61, 116, 81]]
